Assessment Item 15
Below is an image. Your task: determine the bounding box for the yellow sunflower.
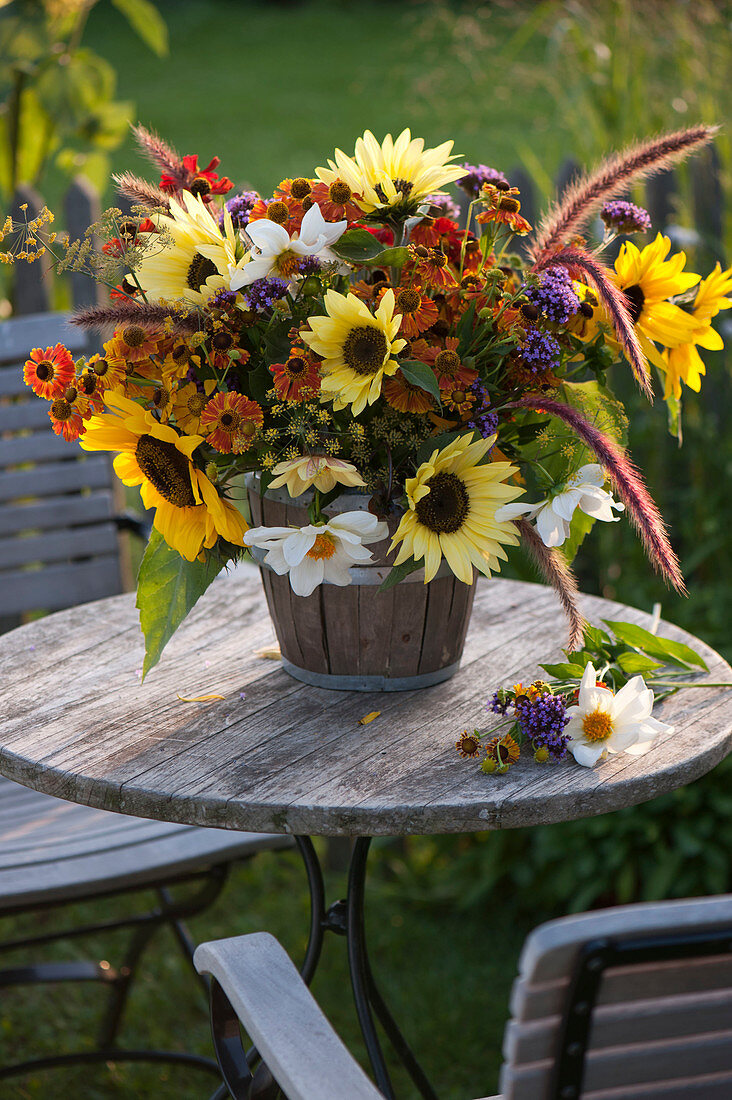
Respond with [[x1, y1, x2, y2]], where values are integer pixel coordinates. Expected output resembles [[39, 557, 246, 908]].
[[302, 288, 406, 415], [316, 128, 466, 216], [78, 391, 246, 560], [390, 434, 523, 585], [136, 192, 243, 306], [660, 262, 732, 400], [612, 233, 701, 368]]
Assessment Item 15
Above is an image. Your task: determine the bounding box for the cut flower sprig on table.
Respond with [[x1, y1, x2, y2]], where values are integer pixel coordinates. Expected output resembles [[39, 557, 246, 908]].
[[10, 121, 731, 674]]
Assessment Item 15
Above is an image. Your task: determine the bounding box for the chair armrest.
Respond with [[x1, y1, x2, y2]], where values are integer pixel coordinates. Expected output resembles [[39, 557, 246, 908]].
[[194, 932, 384, 1100]]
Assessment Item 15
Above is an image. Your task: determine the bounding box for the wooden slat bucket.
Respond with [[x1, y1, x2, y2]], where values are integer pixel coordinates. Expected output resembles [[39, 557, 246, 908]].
[[247, 475, 476, 691]]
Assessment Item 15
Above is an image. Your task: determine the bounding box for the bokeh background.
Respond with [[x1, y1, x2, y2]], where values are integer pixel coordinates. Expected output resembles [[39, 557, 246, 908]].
[[1, 1, 731, 1097]]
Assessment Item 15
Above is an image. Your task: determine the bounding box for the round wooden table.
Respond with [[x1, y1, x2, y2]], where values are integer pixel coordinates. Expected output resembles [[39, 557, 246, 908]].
[[1, 573, 730, 1099]]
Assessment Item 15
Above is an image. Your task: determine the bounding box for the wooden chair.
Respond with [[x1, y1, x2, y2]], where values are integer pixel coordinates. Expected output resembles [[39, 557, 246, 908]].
[[0, 311, 294, 1081], [194, 893, 732, 1100]]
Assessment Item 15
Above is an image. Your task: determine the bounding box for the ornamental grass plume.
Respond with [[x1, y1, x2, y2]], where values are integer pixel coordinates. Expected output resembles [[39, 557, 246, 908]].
[[531, 125, 717, 264], [72, 302, 201, 335], [515, 518, 586, 652], [532, 244, 652, 396], [113, 171, 171, 212], [516, 396, 686, 594], [131, 123, 187, 187]]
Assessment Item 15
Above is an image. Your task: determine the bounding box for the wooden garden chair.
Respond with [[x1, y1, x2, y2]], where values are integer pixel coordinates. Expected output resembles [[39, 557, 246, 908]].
[[0, 311, 294, 1081], [194, 893, 732, 1099]]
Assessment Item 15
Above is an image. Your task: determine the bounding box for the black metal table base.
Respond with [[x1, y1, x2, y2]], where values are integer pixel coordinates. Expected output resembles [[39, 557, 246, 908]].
[[209, 836, 438, 1100]]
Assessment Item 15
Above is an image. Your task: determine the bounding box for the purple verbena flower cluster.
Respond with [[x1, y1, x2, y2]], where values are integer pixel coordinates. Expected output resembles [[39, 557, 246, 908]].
[[600, 200, 652, 235], [219, 191, 259, 231], [514, 693, 572, 759], [523, 265, 580, 324], [488, 690, 510, 716], [243, 277, 289, 312], [424, 192, 462, 221], [208, 288, 238, 312], [298, 255, 323, 276], [458, 163, 508, 198], [520, 329, 561, 372], [466, 380, 499, 439]]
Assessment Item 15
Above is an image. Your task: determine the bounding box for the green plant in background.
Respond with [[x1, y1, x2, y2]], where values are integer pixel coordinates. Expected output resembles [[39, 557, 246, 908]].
[[0, 0, 168, 200]]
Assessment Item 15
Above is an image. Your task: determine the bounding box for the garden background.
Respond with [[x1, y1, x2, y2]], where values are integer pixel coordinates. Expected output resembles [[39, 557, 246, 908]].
[[1, 1, 731, 1097]]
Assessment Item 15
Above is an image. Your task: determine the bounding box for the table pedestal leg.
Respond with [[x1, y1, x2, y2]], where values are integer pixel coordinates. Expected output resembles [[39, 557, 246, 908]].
[[295, 835, 439, 1100]]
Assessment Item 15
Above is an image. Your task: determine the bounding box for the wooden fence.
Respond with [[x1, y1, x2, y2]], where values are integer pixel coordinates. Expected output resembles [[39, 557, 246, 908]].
[[5, 149, 727, 318]]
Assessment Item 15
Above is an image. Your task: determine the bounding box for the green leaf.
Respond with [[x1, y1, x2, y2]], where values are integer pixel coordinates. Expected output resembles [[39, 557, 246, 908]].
[[539, 661, 587, 680], [330, 228, 383, 263], [617, 652, 664, 674], [370, 246, 409, 268], [111, 0, 169, 57], [397, 359, 441, 404], [603, 620, 708, 670], [378, 557, 422, 592], [137, 530, 225, 679], [560, 506, 596, 565]]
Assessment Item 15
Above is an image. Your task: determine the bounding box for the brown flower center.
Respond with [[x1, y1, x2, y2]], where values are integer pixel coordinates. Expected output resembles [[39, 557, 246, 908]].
[[414, 471, 470, 534], [219, 410, 240, 432], [266, 201, 290, 224], [342, 325, 388, 375], [187, 393, 206, 416], [434, 349, 461, 375], [121, 325, 147, 348], [187, 252, 218, 292], [624, 284, 645, 325], [93, 358, 110, 376], [329, 181, 352, 204], [189, 176, 212, 197], [396, 288, 421, 314], [135, 434, 197, 507], [50, 398, 72, 421], [291, 178, 312, 200], [35, 360, 54, 381], [286, 356, 306, 376]]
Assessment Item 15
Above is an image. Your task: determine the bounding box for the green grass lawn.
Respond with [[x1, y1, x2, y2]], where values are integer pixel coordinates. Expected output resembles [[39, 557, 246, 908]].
[[0, 841, 536, 1099]]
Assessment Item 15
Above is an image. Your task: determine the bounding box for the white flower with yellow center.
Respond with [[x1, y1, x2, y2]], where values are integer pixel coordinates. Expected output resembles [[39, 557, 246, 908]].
[[244, 512, 388, 597], [566, 661, 672, 768], [268, 455, 366, 497], [316, 128, 466, 215], [494, 464, 624, 547], [136, 192, 243, 305], [302, 288, 406, 415], [229, 204, 347, 289]]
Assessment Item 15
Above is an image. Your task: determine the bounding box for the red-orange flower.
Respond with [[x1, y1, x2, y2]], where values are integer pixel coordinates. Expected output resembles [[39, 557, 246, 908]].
[[410, 337, 479, 391], [47, 384, 90, 441], [108, 325, 163, 364], [309, 179, 364, 223], [270, 349, 321, 401], [394, 285, 439, 338], [160, 153, 233, 198], [200, 392, 264, 453], [247, 192, 304, 236], [24, 344, 74, 399], [476, 185, 532, 235], [382, 371, 436, 414], [406, 245, 457, 288]]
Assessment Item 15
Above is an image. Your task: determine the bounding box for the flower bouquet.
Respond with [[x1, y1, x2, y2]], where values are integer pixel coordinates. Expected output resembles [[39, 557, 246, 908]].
[[12, 122, 731, 694]]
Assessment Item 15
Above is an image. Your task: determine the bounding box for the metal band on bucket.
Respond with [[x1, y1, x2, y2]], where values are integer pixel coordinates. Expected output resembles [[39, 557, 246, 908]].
[[281, 657, 461, 692]]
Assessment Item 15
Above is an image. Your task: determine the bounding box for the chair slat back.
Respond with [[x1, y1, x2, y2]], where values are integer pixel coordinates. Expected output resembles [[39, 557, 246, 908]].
[[500, 895, 732, 1100], [0, 312, 124, 620]]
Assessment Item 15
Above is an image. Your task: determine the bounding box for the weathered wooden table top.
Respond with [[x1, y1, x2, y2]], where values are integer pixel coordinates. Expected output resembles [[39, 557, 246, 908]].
[[0, 574, 730, 836]]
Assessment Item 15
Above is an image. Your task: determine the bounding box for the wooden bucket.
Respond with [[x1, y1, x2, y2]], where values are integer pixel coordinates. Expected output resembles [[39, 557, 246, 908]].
[[246, 475, 476, 691]]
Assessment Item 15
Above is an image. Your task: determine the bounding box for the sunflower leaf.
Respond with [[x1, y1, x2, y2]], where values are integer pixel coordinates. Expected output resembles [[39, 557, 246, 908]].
[[398, 359, 442, 404], [330, 228, 384, 263], [137, 531, 225, 680], [378, 557, 422, 591]]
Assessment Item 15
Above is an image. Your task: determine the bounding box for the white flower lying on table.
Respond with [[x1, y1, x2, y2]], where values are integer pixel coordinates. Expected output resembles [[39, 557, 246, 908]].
[[244, 511, 388, 597], [494, 463, 624, 547], [565, 660, 672, 767]]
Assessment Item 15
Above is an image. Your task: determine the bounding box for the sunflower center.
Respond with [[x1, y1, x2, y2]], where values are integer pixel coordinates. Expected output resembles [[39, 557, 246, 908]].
[[121, 325, 147, 348], [329, 181, 352, 204], [396, 288, 421, 314], [291, 178, 312, 200], [187, 393, 206, 415], [50, 398, 72, 421], [375, 178, 414, 203], [307, 533, 337, 561], [624, 284, 645, 325], [267, 201, 290, 224], [187, 252, 218, 292], [582, 709, 614, 742], [415, 472, 470, 534], [35, 360, 54, 381], [276, 250, 302, 278], [342, 325, 388, 375], [135, 434, 197, 508]]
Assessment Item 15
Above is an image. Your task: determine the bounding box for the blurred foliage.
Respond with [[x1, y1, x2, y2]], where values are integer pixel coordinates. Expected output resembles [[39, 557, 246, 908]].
[[0, 0, 167, 200]]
